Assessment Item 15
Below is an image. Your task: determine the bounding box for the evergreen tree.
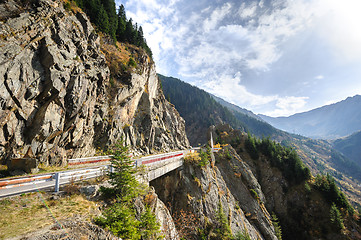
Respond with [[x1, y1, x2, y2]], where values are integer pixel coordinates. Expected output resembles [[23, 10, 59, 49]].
[[116, 4, 126, 41], [137, 26, 144, 46], [124, 18, 134, 43], [330, 203, 344, 231], [107, 141, 139, 201], [96, 5, 110, 34], [101, 0, 118, 40]]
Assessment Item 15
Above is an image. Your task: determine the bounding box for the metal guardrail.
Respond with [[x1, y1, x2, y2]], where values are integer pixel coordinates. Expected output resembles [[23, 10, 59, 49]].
[[68, 155, 113, 166], [0, 150, 186, 198]]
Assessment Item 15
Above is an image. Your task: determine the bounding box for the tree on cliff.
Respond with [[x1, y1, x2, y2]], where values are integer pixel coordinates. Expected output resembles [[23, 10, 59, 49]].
[[96, 141, 161, 239], [73, 0, 152, 57]]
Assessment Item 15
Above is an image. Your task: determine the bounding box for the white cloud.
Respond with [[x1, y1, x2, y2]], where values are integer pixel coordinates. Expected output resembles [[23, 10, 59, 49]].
[[314, 0, 361, 62], [120, 0, 361, 116], [314, 75, 324, 80], [264, 96, 309, 117], [203, 3, 232, 32], [200, 72, 278, 107], [239, 2, 257, 19]]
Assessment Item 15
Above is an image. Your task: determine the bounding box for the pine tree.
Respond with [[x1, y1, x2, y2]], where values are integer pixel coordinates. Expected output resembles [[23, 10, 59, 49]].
[[124, 18, 134, 43], [116, 5, 126, 41], [330, 203, 344, 231], [101, 0, 118, 40], [107, 141, 139, 201], [96, 5, 110, 34]]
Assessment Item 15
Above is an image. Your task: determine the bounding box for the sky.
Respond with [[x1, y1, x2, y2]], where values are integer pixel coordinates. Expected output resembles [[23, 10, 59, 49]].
[[116, 0, 361, 117]]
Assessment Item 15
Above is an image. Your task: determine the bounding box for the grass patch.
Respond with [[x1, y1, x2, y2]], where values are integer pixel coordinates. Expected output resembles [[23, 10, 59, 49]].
[[0, 192, 99, 239]]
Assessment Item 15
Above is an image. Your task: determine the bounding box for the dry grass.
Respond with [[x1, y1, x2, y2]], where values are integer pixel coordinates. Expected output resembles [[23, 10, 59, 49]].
[[0, 192, 99, 239], [184, 152, 201, 164]]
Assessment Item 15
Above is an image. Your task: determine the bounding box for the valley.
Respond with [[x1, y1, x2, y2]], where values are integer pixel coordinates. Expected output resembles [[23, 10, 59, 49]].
[[0, 0, 360, 239]]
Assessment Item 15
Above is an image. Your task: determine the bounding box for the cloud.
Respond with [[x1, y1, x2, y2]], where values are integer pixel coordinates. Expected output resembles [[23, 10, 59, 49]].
[[203, 3, 232, 32], [264, 96, 309, 117], [314, 75, 324, 80], [239, 2, 257, 19], [200, 72, 278, 107], [120, 0, 360, 116], [314, 0, 361, 62]]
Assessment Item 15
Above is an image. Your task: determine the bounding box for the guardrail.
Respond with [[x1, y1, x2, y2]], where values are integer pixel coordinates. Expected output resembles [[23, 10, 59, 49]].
[[0, 150, 186, 198], [68, 155, 113, 166]]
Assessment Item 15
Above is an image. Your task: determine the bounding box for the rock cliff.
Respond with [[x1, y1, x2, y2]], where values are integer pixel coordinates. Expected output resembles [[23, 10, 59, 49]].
[[0, 0, 189, 167], [151, 147, 278, 239]]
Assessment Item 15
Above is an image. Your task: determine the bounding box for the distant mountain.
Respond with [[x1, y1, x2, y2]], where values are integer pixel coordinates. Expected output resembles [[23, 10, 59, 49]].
[[259, 95, 361, 139], [333, 131, 361, 167]]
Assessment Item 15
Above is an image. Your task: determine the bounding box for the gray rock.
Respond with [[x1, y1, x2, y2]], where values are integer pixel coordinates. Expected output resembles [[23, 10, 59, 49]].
[[0, 0, 189, 167]]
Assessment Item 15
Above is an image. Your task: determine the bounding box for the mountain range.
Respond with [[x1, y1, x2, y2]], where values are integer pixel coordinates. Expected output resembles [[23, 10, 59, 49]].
[[259, 95, 361, 139]]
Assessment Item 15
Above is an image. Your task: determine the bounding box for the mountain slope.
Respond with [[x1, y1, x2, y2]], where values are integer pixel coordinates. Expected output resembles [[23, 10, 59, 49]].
[[333, 131, 361, 167], [159, 74, 247, 145], [259, 95, 361, 139]]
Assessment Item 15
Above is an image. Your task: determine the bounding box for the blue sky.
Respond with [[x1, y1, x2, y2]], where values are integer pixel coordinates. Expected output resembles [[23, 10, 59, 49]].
[[116, 0, 361, 117]]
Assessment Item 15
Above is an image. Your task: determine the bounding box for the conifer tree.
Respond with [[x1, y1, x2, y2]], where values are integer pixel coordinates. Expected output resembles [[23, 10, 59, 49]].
[[96, 5, 110, 34]]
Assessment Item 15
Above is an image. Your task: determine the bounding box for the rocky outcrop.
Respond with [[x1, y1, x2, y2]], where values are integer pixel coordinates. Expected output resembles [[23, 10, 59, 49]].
[[134, 187, 180, 239], [151, 152, 278, 239], [0, 0, 189, 166]]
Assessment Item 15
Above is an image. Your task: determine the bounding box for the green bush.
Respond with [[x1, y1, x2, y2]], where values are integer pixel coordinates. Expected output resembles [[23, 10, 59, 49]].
[[233, 230, 251, 240], [330, 203, 344, 231], [250, 189, 259, 200], [198, 146, 211, 167], [214, 203, 232, 240], [63, 1, 71, 11], [128, 57, 137, 67], [272, 213, 282, 240], [314, 174, 353, 214], [95, 202, 140, 239]]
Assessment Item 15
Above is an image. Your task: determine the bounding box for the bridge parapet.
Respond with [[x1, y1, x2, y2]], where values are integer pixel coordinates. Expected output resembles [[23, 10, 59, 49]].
[[0, 150, 188, 198]]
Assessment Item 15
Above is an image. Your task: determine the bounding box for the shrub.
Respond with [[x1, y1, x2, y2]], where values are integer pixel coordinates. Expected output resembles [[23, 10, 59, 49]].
[[214, 203, 232, 240], [330, 203, 344, 231], [95, 202, 140, 239], [250, 189, 259, 200], [128, 57, 137, 67], [63, 1, 71, 11], [233, 230, 251, 240], [184, 152, 201, 165], [198, 147, 210, 167], [314, 174, 353, 214], [272, 213, 282, 240]]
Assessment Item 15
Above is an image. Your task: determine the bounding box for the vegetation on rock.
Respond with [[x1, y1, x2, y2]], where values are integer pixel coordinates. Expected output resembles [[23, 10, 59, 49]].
[[245, 134, 311, 185], [96, 142, 161, 239], [73, 0, 152, 57]]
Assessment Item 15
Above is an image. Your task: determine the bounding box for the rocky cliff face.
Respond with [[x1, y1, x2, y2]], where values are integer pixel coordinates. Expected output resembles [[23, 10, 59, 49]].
[[0, 0, 189, 166], [151, 147, 278, 239]]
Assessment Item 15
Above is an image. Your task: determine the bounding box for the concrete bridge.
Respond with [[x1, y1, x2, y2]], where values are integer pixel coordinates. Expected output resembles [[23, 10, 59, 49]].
[[0, 149, 193, 198]]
